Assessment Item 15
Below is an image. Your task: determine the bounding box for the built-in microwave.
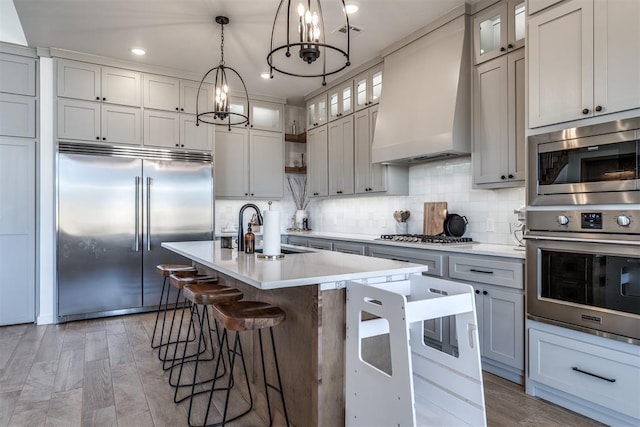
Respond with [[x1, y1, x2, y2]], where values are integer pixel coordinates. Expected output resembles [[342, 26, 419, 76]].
[[528, 118, 640, 205]]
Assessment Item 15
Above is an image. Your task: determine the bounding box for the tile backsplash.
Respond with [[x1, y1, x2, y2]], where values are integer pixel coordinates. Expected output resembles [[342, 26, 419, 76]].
[[216, 156, 525, 246]]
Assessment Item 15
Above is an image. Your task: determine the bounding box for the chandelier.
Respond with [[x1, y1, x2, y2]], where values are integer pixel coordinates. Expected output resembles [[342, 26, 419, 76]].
[[266, 0, 351, 86], [196, 16, 250, 130]]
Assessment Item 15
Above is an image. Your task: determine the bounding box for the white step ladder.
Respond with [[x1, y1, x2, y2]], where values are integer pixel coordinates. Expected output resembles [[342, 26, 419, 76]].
[[346, 275, 486, 427]]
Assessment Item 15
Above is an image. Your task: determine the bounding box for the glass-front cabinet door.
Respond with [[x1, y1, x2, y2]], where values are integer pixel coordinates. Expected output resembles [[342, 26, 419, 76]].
[[328, 80, 354, 121], [250, 100, 283, 132], [474, 0, 525, 65], [355, 64, 383, 112], [307, 93, 328, 129]]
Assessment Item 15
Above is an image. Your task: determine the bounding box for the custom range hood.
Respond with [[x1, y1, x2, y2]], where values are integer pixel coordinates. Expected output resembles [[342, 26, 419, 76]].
[[372, 13, 470, 164]]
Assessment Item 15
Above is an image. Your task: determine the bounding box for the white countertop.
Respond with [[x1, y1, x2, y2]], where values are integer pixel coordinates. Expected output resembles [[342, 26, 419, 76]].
[[162, 240, 428, 290], [285, 231, 526, 259]]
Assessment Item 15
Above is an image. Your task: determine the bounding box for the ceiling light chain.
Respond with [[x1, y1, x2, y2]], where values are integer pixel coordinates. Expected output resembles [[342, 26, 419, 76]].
[[196, 16, 250, 131]]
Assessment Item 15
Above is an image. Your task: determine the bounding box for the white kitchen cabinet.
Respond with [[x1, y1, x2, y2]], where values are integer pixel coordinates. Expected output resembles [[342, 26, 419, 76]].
[[328, 115, 354, 196], [143, 110, 212, 151], [527, 322, 640, 425], [307, 124, 329, 197], [528, 0, 640, 128], [215, 128, 283, 198], [249, 130, 284, 198], [473, 48, 525, 187], [473, 0, 525, 65], [250, 100, 283, 132], [0, 53, 36, 96], [0, 94, 36, 138], [306, 93, 328, 130], [449, 254, 524, 383], [57, 59, 141, 107], [354, 105, 408, 195], [58, 98, 141, 145], [143, 73, 213, 114], [328, 80, 354, 121], [354, 63, 383, 112], [0, 137, 35, 325]]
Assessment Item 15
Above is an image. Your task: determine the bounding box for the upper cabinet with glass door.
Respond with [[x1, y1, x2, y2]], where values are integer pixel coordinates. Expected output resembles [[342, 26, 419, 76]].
[[250, 99, 283, 132], [354, 64, 383, 112], [473, 0, 526, 65], [307, 93, 328, 130], [211, 96, 249, 129], [328, 80, 354, 121]]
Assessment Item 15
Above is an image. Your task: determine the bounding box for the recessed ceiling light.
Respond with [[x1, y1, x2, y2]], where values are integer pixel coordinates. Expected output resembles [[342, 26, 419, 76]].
[[130, 47, 146, 56], [260, 72, 271, 79], [345, 2, 359, 14]]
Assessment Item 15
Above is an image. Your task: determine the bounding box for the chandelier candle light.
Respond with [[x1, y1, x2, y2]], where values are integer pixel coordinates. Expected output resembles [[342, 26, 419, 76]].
[[196, 16, 250, 130], [267, 0, 351, 85]]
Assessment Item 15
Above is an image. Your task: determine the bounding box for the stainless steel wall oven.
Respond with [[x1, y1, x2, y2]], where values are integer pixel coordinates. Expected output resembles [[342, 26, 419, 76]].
[[526, 118, 640, 345]]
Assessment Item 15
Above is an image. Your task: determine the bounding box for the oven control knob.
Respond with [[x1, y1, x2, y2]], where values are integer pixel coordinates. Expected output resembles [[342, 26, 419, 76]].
[[616, 215, 631, 227], [557, 215, 570, 226]]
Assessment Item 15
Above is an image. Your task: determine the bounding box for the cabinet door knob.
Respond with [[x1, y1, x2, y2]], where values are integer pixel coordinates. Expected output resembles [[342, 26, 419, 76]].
[[582, 108, 590, 115], [181, 144, 184, 147], [96, 97, 100, 100], [595, 105, 603, 112], [245, 193, 249, 196], [175, 107, 179, 111], [483, 290, 488, 295], [102, 97, 106, 101], [180, 108, 184, 111], [475, 289, 480, 294], [175, 144, 179, 147], [102, 137, 106, 141], [250, 193, 254, 196], [500, 46, 506, 52], [501, 175, 506, 180], [507, 43, 513, 49], [508, 174, 514, 179]]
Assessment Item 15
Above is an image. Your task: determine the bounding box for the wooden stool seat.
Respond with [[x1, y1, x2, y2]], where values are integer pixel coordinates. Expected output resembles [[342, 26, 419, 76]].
[[183, 283, 243, 306], [169, 274, 218, 289], [213, 301, 286, 332], [156, 264, 197, 278]]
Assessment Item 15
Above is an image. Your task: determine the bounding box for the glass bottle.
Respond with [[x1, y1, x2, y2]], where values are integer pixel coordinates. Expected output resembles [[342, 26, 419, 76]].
[[244, 222, 255, 254]]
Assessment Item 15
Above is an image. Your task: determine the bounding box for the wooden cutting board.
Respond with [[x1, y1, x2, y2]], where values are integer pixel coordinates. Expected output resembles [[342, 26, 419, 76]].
[[423, 202, 448, 235]]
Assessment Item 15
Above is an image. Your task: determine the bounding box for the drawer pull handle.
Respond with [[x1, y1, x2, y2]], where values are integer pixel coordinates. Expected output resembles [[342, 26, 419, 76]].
[[391, 258, 409, 263], [572, 367, 616, 383], [469, 268, 494, 274]]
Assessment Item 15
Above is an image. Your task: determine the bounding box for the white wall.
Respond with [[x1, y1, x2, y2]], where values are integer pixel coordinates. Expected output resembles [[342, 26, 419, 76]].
[[305, 157, 525, 245]]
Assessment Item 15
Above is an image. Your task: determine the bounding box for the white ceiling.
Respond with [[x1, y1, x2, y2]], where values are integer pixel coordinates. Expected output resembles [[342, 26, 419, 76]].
[[12, 0, 468, 105]]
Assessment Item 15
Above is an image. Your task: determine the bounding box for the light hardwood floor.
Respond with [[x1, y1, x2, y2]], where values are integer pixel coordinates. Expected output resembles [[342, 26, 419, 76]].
[[0, 312, 604, 427]]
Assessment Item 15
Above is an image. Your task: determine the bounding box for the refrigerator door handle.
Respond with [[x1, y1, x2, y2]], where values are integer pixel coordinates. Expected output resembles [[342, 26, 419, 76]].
[[147, 176, 152, 251], [135, 176, 141, 251]]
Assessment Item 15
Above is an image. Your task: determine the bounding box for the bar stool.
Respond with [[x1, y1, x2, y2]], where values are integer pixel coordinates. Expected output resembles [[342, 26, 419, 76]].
[[151, 264, 197, 349], [159, 273, 219, 369], [188, 300, 290, 427], [170, 282, 243, 404]]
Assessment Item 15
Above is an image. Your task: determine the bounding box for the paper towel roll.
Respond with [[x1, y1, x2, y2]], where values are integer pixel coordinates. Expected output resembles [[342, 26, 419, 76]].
[[262, 210, 281, 256]]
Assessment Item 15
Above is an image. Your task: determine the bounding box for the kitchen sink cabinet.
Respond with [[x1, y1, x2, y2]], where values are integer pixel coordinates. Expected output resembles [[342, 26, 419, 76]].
[[57, 98, 141, 145], [57, 59, 142, 107], [528, 0, 640, 128], [473, 48, 525, 188], [354, 105, 408, 195], [328, 115, 354, 196], [307, 125, 329, 197], [215, 128, 283, 199]]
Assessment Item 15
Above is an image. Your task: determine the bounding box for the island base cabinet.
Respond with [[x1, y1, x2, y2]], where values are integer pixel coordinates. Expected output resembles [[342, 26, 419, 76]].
[[197, 267, 345, 427], [527, 321, 640, 426]]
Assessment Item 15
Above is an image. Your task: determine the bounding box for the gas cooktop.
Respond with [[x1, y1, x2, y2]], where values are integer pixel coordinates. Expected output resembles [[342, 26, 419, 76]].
[[377, 234, 473, 244]]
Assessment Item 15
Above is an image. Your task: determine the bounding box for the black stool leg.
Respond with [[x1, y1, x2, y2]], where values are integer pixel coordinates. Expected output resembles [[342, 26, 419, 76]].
[[259, 327, 290, 427], [150, 275, 168, 349]]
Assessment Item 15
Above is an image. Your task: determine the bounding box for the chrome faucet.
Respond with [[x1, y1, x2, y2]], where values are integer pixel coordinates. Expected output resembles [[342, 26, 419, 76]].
[[237, 203, 263, 252]]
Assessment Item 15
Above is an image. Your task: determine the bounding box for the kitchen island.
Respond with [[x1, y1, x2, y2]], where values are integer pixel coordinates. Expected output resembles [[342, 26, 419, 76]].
[[162, 240, 428, 427]]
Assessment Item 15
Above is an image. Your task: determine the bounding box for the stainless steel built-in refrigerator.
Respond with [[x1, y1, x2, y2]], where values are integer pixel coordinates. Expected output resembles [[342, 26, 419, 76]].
[[57, 143, 213, 322]]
